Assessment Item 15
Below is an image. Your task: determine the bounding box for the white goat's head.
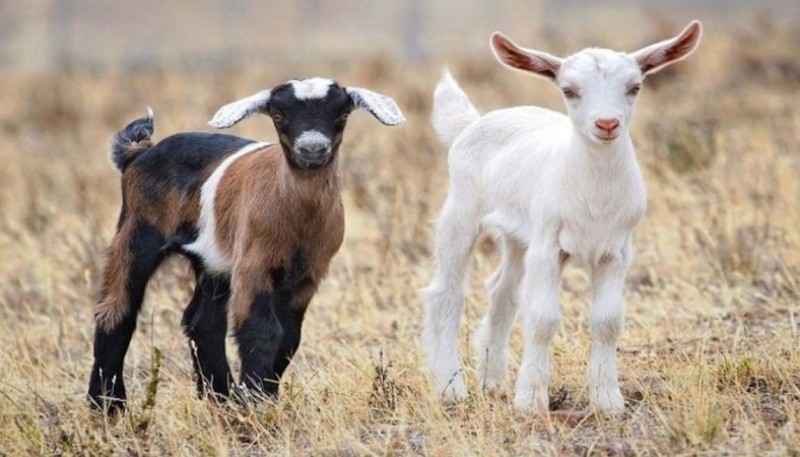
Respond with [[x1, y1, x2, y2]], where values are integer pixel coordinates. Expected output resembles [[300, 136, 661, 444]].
[[490, 21, 702, 145]]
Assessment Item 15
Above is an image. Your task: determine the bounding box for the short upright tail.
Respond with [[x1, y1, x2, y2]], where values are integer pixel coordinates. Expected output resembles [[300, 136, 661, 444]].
[[110, 108, 154, 172], [431, 70, 480, 146]]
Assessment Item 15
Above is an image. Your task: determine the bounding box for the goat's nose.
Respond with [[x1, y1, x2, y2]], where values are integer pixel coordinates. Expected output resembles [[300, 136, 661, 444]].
[[595, 118, 620, 132], [299, 144, 328, 157]]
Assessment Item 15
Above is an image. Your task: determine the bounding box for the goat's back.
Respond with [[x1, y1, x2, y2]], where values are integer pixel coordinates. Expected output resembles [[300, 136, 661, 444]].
[[120, 132, 256, 237]]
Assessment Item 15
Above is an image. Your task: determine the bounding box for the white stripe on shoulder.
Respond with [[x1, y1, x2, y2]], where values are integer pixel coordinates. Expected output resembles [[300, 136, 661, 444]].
[[183, 141, 269, 274]]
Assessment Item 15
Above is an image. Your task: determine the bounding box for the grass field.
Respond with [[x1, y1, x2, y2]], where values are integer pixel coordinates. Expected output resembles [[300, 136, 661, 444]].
[[0, 17, 799, 456]]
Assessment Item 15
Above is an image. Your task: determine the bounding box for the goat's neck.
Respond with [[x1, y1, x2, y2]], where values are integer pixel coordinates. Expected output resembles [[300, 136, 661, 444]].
[[278, 154, 341, 212]]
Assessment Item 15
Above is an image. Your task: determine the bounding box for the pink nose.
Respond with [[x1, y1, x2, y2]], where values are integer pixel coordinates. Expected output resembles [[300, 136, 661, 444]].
[[595, 118, 620, 132]]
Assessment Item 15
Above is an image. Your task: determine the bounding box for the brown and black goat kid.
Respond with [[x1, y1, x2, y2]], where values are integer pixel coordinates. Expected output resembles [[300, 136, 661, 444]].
[[88, 78, 404, 413]]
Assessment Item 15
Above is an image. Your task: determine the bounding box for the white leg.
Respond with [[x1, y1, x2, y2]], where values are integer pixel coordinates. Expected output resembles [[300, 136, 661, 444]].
[[421, 197, 479, 402], [473, 236, 524, 392], [587, 240, 632, 412], [513, 242, 562, 412]]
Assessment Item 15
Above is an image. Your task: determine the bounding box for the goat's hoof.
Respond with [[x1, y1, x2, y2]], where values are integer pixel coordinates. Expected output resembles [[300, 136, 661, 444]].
[[591, 387, 625, 413], [478, 382, 504, 397], [231, 383, 278, 408], [87, 394, 126, 416], [478, 369, 508, 392], [513, 387, 550, 413]]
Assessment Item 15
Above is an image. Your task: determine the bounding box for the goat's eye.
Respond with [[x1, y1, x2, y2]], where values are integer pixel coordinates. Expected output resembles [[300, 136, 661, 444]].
[[337, 113, 349, 123], [561, 87, 580, 100], [626, 84, 642, 96], [271, 112, 285, 123]]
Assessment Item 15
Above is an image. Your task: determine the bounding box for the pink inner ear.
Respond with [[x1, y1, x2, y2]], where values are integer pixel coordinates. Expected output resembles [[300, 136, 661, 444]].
[[491, 33, 559, 79], [639, 22, 701, 74], [492, 34, 531, 70]]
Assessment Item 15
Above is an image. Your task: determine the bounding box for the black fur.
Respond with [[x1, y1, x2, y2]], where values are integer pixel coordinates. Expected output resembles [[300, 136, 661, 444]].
[[182, 273, 232, 400], [236, 291, 285, 397], [234, 252, 311, 399], [129, 132, 255, 205], [269, 252, 311, 380], [110, 111, 154, 171], [273, 306, 307, 381]]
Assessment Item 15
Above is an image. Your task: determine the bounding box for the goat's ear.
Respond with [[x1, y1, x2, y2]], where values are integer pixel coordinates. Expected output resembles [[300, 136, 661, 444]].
[[208, 90, 272, 129], [346, 87, 405, 126], [490, 32, 562, 80], [630, 20, 702, 76]]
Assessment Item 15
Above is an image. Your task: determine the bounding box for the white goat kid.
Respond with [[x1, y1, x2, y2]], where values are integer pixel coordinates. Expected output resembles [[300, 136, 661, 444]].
[[422, 21, 702, 412]]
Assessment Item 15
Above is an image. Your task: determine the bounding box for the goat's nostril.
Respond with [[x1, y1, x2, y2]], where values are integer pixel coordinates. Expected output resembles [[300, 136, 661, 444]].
[[299, 145, 328, 157], [595, 118, 620, 131]]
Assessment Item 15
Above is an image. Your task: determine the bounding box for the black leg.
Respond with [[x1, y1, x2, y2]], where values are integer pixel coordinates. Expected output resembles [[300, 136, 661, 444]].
[[273, 307, 307, 380], [88, 223, 164, 414], [235, 291, 284, 398], [182, 272, 232, 400]]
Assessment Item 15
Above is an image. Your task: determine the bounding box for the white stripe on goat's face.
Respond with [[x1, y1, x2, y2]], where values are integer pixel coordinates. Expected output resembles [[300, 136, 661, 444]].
[[289, 78, 335, 100]]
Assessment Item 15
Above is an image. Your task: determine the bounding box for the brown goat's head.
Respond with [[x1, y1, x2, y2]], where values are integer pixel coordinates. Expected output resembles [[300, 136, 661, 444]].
[[208, 77, 405, 170]]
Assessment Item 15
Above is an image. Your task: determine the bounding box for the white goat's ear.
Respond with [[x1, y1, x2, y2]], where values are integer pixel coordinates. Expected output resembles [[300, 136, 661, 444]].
[[630, 20, 703, 76], [208, 90, 271, 129], [490, 32, 562, 80], [346, 87, 405, 126]]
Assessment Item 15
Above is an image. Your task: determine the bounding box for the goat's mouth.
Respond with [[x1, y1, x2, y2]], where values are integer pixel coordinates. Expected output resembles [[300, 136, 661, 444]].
[[294, 154, 330, 170], [592, 132, 619, 143]]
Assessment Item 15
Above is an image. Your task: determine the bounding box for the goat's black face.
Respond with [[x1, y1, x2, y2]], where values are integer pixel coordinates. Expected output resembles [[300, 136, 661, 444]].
[[266, 78, 354, 171]]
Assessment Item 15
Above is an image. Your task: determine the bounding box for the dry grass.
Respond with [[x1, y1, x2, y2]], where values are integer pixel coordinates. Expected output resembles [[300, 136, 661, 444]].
[[1, 22, 799, 456]]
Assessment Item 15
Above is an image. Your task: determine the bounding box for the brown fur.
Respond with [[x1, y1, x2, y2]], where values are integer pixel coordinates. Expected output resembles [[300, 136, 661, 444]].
[[119, 141, 152, 166], [213, 144, 345, 326], [92, 155, 227, 331], [122, 167, 205, 235], [94, 219, 136, 331]]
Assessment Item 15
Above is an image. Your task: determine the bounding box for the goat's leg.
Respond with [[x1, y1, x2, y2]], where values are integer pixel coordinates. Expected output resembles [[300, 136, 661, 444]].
[[421, 196, 480, 401], [272, 306, 307, 381], [182, 272, 232, 401], [233, 288, 283, 400], [514, 242, 563, 412], [587, 240, 632, 412], [473, 236, 525, 392], [88, 221, 164, 414]]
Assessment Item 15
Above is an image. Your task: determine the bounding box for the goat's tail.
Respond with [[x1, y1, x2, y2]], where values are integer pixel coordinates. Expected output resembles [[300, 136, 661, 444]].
[[431, 69, 480, 147], [110, 108, 154, 172]]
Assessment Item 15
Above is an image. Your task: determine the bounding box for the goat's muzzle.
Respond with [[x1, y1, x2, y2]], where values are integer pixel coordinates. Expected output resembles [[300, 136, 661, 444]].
[[294, 145, 332, 169], [293, 130, 333, 170], [592, 118, 621, 143]]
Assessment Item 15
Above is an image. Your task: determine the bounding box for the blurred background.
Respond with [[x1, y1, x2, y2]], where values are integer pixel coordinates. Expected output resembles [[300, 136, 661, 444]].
[[0, 0, 798, 73]]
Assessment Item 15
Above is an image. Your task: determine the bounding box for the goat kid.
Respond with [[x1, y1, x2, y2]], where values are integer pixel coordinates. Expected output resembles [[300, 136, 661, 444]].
[[88, 77, 404, 413], [422, 22, 702, 412]]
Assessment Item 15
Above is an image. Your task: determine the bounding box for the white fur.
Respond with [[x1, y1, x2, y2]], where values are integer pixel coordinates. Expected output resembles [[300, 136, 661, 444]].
[[290, 78, 334, 100], [208, 90, 272, 129], [346, 87, 406, 126], [184, 142, 270, 273], [422, 22, 701, 412]]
